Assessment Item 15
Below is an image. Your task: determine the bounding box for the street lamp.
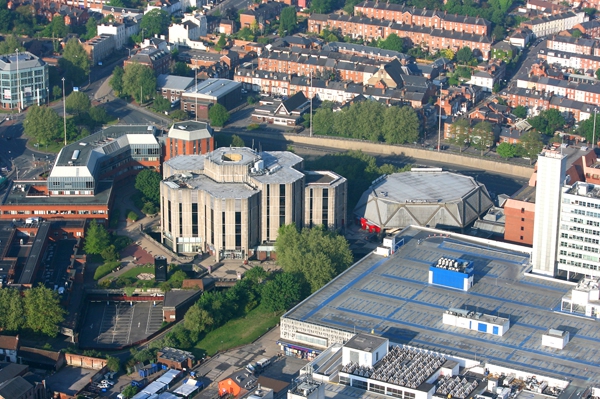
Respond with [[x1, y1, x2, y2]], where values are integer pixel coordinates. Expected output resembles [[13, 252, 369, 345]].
[[62, 77, 67, 146], [15, 48, 21, 113]]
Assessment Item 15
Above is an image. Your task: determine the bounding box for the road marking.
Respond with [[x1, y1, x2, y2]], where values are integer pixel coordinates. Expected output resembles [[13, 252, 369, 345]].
[[126, 303, 135, 344], [145, 303, 154, 335], [97, 304, 108, 343]]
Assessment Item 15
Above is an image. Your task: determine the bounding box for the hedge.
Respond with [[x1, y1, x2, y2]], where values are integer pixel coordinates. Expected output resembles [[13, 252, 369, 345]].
[[94, 261, 121, 280]]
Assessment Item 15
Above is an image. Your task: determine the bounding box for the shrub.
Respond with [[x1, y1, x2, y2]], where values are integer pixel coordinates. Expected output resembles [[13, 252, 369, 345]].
[[127, 211, 139, 221], [94, 261, 121, 280], [247, 123, 260, 130]]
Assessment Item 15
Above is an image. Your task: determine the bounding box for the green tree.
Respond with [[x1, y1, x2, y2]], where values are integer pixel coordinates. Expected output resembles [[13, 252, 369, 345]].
[[379, 33, 405, 52], [171, 61, 192, 77], [60, 39, 90, 86], [492, 25, 506, 41], [23, 106, 62, 146], [152, 95, 171, 113], [135, 169, 162, 204], [513, 105, 527, 119], [83, 17, 97, 40], [382, 106, 420, 144], [448, 118, 471, 152], [121, 385, 138, 399], [577, 112, 600, 145], [171, 109, 189, 121], [101, 244, 118, 262], [0, 35, 25, 54], [48, 15, 68, 37], [572, 29, 582, 38], [89, 107, 110, 124], [596, 68, 600, 80], [0, 288, 25, 331], [109, 66, 124, 95], [216, 33, 227, 50], [313, 107, 335, 135], [84, 220, 111, 255], [122, 63, 157, 103], [231, 134, 245, 147], [262, 272, 302, 312], [518, 130, 544, 164], [208, 103, 230, 127], [275, 224, 353, 293], [24, 286, 66, 337], [529, 108, 565, 135], [471, 121, 495, 155], [183, 305, 214, 333], [496, 142, 517, 159], [279, 6, 297, 36], [456, 46, 473, 64], [140, 9, 170, 37], [65, 91, 91, 115], [106, 356, 120, 372], [52, 85, 62, 100]]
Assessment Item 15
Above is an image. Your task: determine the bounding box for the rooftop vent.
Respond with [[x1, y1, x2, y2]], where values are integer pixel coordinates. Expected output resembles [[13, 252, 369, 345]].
[[178, 125, 188, 130]]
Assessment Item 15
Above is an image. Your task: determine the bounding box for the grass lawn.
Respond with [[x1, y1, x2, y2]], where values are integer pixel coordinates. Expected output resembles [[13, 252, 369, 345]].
[[118, 266, 155, 279], [193, 306, 282, 357]]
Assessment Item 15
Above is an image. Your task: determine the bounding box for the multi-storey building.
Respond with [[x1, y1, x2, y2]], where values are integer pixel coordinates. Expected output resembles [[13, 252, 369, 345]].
[[516, 75, 600, 104], [0, 125, 162, 221], [574, 20, 600, 38], [164, 121, 214, 161], [0, 52, 48, 110], [81, 34, 115, 66], [546, 35, 597, 55], [308, 14, 493, 59], [558, 181, 600, 277], [354, 1, 490, 35], [160, 147, 347, 259], [521, 11, 587, 37], [168, 13, 208, 47], [124, 47, 171, 75]]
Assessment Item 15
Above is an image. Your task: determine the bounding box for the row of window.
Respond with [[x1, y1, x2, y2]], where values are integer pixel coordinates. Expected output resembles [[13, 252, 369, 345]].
[[561, 225, 600, 235], [558, 258, 600, 271], [560, 232, 600, 244], [3, 209, 105, 215], [339, 377, 416, 399]]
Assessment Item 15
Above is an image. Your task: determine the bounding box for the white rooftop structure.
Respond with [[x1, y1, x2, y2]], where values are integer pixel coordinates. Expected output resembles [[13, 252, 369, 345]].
[[184, 78, 241, 100], [354, 171, 493, 230]]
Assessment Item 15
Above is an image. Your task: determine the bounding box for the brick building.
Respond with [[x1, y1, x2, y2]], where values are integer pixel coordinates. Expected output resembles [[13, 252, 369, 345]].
[[574, 20, 600, 38], [354, 1, 490, 35], [308, 13, 493, 59], [81, 34, 115, 66], [124, 47, 171, 74], [180, 78, 242, 119], [157, 74, 194, 104], [164, 120, 214, 161], [157, 348, 195, 370], [239, 1, 283, 30]]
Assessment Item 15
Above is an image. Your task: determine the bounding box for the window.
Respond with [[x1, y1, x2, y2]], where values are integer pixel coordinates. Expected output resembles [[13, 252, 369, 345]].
[[521, 226, 524, 231]]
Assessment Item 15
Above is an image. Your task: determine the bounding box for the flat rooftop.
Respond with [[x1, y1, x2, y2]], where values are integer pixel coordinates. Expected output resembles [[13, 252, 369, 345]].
[[3, 181, 113, 206], [284, 227, 600, 385]]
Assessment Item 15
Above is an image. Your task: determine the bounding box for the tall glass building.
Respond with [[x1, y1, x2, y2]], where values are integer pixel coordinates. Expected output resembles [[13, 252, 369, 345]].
[[0, 52, 48, 110]]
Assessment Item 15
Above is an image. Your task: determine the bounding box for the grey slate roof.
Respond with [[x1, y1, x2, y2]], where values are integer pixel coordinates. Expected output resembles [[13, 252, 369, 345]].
[[0, 377, 33, 398]]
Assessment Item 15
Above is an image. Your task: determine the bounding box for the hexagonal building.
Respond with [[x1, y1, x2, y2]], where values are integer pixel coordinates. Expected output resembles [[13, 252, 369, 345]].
[[354, 170, 493, 232]]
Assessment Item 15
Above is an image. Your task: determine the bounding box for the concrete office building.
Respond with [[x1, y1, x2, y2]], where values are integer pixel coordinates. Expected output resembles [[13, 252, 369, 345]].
[[532, 150, 567, 276], [160, 148, 347, 258], [0, 52, 48, 110]]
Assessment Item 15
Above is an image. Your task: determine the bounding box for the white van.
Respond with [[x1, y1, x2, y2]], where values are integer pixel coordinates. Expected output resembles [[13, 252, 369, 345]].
[[257, 358, 271, 369]]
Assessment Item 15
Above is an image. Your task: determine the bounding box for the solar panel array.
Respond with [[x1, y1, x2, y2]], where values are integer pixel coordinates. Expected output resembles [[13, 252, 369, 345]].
[[341, 346, 446, 389], [435, 376, 478, 399]]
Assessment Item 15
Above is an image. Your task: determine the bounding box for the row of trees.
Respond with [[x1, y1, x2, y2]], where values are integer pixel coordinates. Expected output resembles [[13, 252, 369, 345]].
[[313, 101, 421, 144], [528, 109, 566, 136], [447, 119, 495, 155], [0, 286, 65, 337]]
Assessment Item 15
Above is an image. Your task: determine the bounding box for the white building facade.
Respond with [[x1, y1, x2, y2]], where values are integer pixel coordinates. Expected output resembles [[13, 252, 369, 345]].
[[0, 52, 48, 110], [532, 150, 567, 276], [557, 181, 600, 277]]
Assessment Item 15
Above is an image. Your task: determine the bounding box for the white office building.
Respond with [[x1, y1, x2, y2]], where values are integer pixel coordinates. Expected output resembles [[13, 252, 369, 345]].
[[557, 181, 600, 277], [532, 150, 567, 276]]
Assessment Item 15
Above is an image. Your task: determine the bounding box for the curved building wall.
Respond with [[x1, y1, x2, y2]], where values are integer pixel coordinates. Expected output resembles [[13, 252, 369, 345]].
[[160, 182, 260, 255]]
